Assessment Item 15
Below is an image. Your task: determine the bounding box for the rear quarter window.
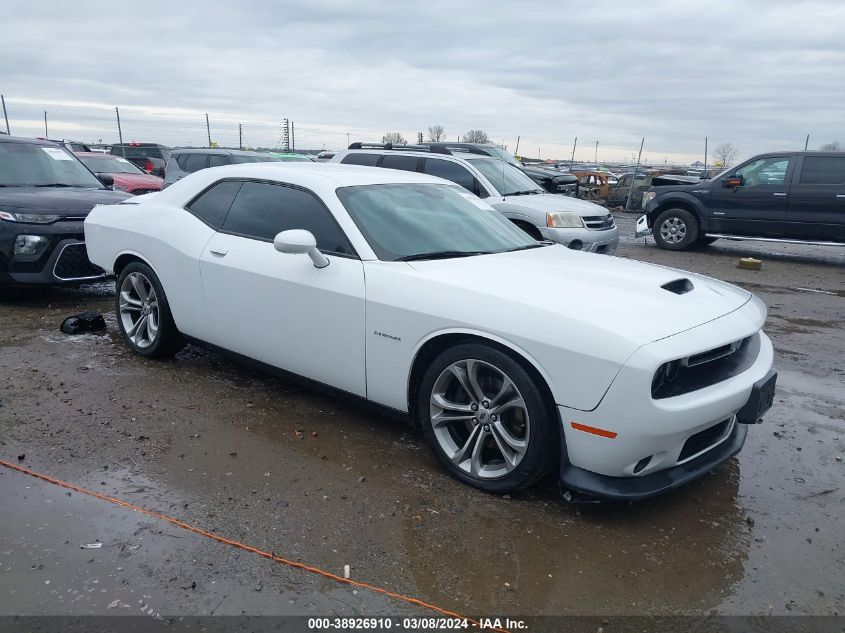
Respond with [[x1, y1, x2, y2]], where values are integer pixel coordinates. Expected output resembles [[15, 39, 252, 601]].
[[341, 153, 381, 166], [186, 180, 243, 228], [800, 156, 845, 184]]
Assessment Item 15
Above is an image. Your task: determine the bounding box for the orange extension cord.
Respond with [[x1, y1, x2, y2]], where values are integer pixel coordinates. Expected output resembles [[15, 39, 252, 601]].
[[0, 458, 508, 632]]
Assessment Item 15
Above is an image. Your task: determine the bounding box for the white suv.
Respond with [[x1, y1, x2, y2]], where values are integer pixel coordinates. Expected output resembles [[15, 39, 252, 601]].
[[332, 144, 619, 254]]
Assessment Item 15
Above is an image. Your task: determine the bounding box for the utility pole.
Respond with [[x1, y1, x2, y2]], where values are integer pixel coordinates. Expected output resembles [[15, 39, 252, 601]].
[[804, 134, 810, 151], [205, 113, 212, 148], [594, 140, 599, 164], [1, 95, 9, 134], [624, 137, 645, 212], [281, 119, 290, 152], [291, 121, 295, 151], [115, 107, 125, 157], [239, 123, 243, 150], [514, 135, 520, 156], [43, 111, 48, 137], [570, 137, 578, 169], [346, 132, 350, 147], [704, 136, 708, 174]]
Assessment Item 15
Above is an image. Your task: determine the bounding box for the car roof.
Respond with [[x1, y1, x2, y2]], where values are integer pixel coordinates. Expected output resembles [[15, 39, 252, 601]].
[[0, 134, 60, 146], [170, 148, 272, 157], [340, 148, 478, 164]]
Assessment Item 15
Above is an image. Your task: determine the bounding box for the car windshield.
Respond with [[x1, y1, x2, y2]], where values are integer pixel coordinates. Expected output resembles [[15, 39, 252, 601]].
[[468, 158, 545, 196], [78, 155, 144, 174], [480, 146, 522, 167], [336, 183, 539, 261], [0, 143, 105, 188], [231, 154, 282, 164]]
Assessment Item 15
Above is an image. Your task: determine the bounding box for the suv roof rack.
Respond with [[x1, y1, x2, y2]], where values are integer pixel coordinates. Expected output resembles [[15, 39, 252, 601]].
[[347, 142, 454, 155]]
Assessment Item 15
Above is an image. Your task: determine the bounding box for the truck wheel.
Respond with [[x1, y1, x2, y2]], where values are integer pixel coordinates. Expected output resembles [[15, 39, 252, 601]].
[[653, 208, 699, 250]]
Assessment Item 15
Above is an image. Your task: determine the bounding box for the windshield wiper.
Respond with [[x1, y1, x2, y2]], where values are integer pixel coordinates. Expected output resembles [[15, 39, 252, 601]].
[[31, 183, 82, 188], [397, 250, 491, 262], [505, 190, 542, 196], [502, 242, 551, 252]]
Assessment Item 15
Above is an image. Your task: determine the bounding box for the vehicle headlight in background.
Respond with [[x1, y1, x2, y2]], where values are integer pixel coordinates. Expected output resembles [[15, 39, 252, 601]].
[[14, 235, 50, 255], [642, 191, 656, 208], [0, 211, 63, 223], [112, 184, 128, 192], [546, 212, 586, 228]]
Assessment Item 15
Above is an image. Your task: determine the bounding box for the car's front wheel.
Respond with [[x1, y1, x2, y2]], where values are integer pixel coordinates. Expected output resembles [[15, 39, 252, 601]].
[[653, 208, 699, 250], [417, 344, 557, 494], [116, 261, 184, 358]]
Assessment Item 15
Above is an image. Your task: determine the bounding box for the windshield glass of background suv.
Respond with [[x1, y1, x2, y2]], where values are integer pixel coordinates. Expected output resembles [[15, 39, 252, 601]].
[[336, 183, 536, 261], [482, 146, 522, 167], [79, 155, 144, 174], [0, 143, 105, 187], [470, 158, 544, 196]]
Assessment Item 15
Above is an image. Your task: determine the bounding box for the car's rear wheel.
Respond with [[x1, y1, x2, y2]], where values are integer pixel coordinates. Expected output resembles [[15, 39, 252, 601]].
[[116, 262, 184, 358], [653, 208, 699, 250], [417, 344, 557, 494]]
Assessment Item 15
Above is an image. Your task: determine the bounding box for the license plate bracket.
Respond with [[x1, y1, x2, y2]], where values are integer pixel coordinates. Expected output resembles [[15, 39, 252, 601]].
[[737, 370, 777, 424]]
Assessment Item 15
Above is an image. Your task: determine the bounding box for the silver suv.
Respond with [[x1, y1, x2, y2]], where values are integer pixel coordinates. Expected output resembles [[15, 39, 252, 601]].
[[332, 144, 618, 254], [163, 149, 281, 188]]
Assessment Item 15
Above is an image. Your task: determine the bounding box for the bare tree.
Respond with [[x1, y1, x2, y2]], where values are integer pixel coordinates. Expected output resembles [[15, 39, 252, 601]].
[[382, 132, 406, 145], [463, 129, 490, 144], [819, 141, 842, 151], [427, 125, 445, 142], [714, 142, 738, 167]]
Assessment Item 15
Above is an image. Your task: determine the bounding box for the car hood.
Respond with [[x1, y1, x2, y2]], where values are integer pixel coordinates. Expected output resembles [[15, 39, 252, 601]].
[[405, 245, 751, 347], [0, 187, 130, 216], [110, 173, 164, 188], [493, 192, 607, 217]]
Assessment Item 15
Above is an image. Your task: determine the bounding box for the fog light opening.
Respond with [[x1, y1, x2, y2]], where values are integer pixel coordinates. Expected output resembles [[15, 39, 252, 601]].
[[568, 240, 583, 250], [633, 456, 652, 474]]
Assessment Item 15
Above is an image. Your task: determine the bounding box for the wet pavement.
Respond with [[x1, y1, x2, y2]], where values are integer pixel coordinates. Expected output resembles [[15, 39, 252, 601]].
[[0, 224, 843, 619]]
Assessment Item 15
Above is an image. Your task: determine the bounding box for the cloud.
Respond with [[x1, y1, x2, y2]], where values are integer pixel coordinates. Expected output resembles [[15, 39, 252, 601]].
[[1, 0, 842, 163]]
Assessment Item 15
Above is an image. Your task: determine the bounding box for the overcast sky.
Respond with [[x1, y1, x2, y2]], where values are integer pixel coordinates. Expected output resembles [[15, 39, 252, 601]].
[[1, 0, 843, 163]]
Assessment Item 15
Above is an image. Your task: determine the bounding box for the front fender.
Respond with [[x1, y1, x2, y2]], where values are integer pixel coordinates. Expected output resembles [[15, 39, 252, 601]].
[[645, 192, 706, 226]]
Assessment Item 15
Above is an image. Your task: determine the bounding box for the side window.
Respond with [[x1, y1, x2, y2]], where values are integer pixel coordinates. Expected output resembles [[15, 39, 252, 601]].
[[208, 154, 231, 168], [186, 180, 243, 228], [380, 154, 419, 172], [799, 157, 845, 185], [175, 154, 190, 170], [184, 154, 209, 173], [423, 159, 480, 195], [735, 157, 789, 186], [222, 181, 355, 255], [341, 153, 380, 166]]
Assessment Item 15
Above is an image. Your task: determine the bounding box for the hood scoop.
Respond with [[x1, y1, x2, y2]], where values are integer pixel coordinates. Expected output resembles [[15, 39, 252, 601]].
[[661, 278, 694, 295]]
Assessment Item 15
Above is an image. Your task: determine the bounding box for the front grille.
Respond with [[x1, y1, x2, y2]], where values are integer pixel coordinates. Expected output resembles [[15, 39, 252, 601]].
[[583, 214, 615, 230], [53, 243, 105, 281], [679, 419, 730, 462], [652, 334, 760, 399]]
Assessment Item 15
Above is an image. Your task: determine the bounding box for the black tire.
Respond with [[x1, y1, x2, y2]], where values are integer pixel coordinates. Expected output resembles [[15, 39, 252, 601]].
[[115, 261, 184, 358], [417, 343, 558, 494], [511, 219, 543, 241], [652, 208, 700, 250], [696, 236, 719, 246]]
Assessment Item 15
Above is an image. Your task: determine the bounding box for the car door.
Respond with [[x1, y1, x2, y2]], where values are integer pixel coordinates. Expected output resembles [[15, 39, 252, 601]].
[[198, 179, 367, 396], [708, 156, 792, 236], [786, 155, 845, 241]]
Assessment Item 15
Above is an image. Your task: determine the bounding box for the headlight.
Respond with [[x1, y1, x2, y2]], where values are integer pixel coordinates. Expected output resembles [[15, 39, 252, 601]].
[[14, 235, 50, 255], [545, 211, 585, 228], [0, 211, 63, 223], [642, 191, 656, 208], [112, 184, 128, 192]]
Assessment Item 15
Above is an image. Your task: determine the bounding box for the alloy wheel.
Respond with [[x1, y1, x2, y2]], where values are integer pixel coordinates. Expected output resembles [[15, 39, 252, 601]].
[[429, 359, 530, 479], [119, 271, 160, 348], [659, 217, 687, 244]]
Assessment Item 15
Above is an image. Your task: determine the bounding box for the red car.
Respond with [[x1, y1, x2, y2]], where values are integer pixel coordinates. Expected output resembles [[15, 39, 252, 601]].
[[74, 152, 164, 195]]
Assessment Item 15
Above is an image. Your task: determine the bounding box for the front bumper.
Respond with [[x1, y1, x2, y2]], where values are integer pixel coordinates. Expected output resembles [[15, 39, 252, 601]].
[[557, 300, 775, 500], [0, 220, 105, 287], [540, 225, 620, 255]]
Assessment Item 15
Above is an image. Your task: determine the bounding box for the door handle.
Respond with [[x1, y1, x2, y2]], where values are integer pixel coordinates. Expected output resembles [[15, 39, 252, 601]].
[[772, 192, 787, 197], [209, 248, 229, 256], [836, 194, 845, 198]]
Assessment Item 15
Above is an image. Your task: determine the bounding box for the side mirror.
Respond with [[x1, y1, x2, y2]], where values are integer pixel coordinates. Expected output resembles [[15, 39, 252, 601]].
[[721, 175, 743, 188], [273, 229, 329, 268], [97, 173, 114, 188]]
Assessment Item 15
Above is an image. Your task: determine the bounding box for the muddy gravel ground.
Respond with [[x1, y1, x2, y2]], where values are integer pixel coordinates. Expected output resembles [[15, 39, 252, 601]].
[[0, 217, 843, 623]]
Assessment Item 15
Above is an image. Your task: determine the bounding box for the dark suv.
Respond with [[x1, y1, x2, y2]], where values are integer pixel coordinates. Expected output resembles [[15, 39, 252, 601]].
[[110, 143, 170, 178], [638, 151, 845, 250], [0, 135, 129, 294]]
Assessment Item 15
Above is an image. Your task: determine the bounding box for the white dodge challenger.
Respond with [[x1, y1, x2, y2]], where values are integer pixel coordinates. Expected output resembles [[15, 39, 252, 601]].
[[84, 163, 777, 500]]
